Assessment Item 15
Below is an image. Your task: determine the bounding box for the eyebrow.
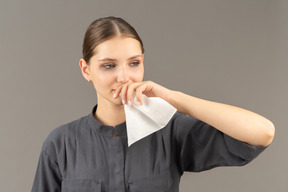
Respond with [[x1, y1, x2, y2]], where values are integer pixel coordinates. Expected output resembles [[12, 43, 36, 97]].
[[98, 55, 142, 62]]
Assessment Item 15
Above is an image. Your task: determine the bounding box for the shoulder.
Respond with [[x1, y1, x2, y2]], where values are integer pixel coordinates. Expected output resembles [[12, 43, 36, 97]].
[[167, 112, 215, 141], [49, 115, 88, 137], [46, 115, 88, 141], [42, 115, 89, 157], [170, 112, 187, 124], [161, 112, 199, 137], [170, 112, 202, 129]]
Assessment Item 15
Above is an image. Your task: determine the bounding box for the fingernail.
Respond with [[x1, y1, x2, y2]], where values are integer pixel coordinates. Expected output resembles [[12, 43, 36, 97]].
[[128, 100, 133, 106], [122, 100, 125, 105], [113, 93, 116, 99], [135, 99, 141, 106]]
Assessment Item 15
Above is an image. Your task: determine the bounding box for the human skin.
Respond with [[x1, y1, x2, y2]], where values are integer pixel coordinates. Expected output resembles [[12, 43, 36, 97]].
[[80, 36, 275, 147], [79, 37, 144, 127]]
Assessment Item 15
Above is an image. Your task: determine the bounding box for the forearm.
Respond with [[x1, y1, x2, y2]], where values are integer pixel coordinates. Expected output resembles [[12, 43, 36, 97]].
[[168, 91, 275, 147]]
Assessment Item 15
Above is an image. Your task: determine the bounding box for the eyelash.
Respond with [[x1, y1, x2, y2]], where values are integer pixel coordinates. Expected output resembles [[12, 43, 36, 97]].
[[102, 61, 140, 69], [102, 64, 115, 69]]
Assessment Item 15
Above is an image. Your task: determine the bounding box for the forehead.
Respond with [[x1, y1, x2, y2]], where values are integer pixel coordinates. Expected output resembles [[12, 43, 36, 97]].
[[93, 37, 142, 60]]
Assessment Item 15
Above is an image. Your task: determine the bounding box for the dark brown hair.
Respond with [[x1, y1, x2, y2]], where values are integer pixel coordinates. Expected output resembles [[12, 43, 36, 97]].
[[82, 16, 144, 63]]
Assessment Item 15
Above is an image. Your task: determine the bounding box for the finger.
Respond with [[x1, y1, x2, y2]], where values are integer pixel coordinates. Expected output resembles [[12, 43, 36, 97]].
[[113, 84, 123, 99], [127, 83, 141, 105], [135, 85, 145, 106], [120, 83, 130, 104]]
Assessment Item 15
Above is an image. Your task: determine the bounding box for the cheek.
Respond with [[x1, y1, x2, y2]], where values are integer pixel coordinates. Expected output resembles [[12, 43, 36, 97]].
[[94, 71, 115, 87], [131, 66, 144, 81]]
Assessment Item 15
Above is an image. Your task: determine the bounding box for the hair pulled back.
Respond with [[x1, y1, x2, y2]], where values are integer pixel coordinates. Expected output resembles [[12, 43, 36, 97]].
[[82, 16, 144, 63]]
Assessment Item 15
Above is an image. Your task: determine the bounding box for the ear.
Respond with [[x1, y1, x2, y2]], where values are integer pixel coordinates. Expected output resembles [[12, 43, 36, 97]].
[[79, 58, 90, 82]]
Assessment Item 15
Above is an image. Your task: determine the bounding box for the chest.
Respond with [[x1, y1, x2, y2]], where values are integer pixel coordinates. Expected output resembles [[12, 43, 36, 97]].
[[59, 132, 178, 192]]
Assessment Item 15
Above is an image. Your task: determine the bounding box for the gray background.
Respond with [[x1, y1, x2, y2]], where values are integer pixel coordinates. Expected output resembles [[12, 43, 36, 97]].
[[0, 0, 287, 191]]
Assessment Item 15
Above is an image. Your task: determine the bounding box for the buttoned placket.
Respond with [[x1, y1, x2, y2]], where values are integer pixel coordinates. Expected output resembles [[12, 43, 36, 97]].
[[108, 136, 125, 191], [88, 106, 129, 191]]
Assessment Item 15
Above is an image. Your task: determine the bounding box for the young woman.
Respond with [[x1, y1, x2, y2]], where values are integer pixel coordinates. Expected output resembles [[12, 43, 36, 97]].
[[32, 16, 275, 192]]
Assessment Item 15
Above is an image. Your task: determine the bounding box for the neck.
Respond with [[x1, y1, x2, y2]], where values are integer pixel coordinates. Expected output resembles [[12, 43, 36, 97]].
[[95, 97, 126, 127]]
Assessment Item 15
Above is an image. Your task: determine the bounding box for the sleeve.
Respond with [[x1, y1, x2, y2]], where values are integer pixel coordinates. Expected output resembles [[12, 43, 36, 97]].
[[174, 114, 267, 173], [31, 134, 62, 192], [31, 149, 62, 192]]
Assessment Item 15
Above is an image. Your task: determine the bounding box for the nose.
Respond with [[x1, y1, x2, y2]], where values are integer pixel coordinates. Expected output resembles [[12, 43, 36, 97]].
[[117, 65, 129, 84]]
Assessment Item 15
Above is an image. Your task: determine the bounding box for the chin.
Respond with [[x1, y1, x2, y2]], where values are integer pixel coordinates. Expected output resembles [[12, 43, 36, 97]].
[[111, 98, 123, 106]]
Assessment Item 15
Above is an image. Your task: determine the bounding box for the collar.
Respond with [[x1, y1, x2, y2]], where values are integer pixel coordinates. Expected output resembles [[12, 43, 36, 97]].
[[87, 104, 127, 137]]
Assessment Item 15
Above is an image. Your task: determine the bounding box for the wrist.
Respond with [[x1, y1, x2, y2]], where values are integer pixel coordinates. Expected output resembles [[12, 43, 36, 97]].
[[166, 90, 181, 109]]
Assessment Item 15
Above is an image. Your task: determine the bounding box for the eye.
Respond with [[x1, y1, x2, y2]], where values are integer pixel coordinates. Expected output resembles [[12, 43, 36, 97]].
[[130, 61, 140, 66], [102, 64, 115, 69]]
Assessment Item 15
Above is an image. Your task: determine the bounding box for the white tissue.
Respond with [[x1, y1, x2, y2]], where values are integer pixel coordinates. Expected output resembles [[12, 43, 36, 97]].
[[124, 94, 177, 146]]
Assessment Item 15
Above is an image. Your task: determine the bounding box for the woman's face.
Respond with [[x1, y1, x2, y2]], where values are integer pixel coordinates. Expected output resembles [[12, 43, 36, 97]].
[[86, 37, 144, 106]]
